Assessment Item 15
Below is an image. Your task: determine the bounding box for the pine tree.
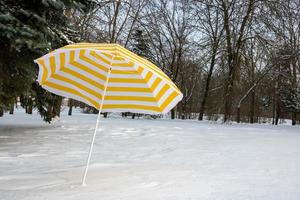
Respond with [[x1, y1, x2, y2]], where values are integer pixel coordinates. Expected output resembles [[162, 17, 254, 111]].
[[0, 0, 92, 121], [280, 87, 300, 113], [131, 29, 152, 59]]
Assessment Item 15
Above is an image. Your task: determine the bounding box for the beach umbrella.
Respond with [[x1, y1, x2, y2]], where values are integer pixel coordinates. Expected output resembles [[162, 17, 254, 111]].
[[34, 43, 183, 185]]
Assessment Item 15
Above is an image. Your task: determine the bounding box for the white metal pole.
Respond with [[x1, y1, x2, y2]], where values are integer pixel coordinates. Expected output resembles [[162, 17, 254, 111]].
[[81, 67, 112, 186]]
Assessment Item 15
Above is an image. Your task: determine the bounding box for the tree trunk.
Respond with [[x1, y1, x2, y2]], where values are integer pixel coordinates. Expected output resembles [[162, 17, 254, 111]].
[[222, 0, 255, 123], [236, 106, 241, 123], [9, 104, 14, 114], [68, 99, 73, 116], [0, 108, 3, 117], [110, 0, 121, 43], [103, 112, 108, 118], [224, 77, 233, 122], [198, 47, 217, 121], [181, 114, 185, 120], [249, 90, 255, 123], [52, 97, 62, 118], [27, 98, 33, 114], [275, 111, 279, 125], [272, 95, 275, 125], [291, 112, 296, 126], [171, 109, 175, 119], [132, 113, 135, 119], [275, 99, 280, 125]]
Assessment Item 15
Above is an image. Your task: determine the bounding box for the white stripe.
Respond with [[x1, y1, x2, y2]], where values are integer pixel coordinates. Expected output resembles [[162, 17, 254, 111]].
[[153, 79, 165, 95], [141, 67, 148, 77], [65, 51, 70, 66], [44, 57, 51, 79], [161, 93, 183, 114], [54, 54, 60, 73], [158, 88, 173, 106], [148, 75, 156, 87]]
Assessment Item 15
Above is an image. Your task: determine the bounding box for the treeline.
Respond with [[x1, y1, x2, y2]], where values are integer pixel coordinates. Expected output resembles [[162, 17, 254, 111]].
[[0, 0, 299, 125]]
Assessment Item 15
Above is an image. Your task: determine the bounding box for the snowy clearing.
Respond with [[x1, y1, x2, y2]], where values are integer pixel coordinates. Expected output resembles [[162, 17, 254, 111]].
[[0, 109, 300, 200]]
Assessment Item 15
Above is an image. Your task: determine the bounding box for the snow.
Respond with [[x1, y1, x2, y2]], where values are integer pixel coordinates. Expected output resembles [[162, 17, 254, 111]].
[[1, 109, 300, 200]]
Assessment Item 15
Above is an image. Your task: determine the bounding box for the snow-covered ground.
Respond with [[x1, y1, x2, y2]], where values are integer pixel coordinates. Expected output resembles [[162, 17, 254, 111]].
[[0, 109, 300, 200]]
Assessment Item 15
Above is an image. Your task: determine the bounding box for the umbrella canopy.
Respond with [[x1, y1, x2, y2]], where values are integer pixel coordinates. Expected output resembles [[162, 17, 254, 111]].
[[34, 43, 183, 114]]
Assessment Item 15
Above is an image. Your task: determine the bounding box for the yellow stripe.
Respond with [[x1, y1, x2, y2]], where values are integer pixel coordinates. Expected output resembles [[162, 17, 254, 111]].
[[49, 56, 56, 73], [38, 59, 48, 83], [105, 96, 156, 102], [160, 91, 178, 111], [150, 78, 161, 91], [101, 52, 114, 59], [51, 74, 102, 99], [109, 78, 145, 83], [156, 84, 170, 101], [60, 67, 105, 90], [114, 56, 126, 61], [145, 71, 153, 82], [43, 81, 99, 108], [107, 87, 151, 93], [111, 62, 134, 67], [111, 69, 138, 75], [103, 104, 160, 112], [60, 52, 65, 69], [137, 66, 143, 74]]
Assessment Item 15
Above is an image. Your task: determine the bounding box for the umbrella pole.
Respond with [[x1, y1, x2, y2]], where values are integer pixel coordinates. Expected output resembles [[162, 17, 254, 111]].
[[82, 68, 112, 186]]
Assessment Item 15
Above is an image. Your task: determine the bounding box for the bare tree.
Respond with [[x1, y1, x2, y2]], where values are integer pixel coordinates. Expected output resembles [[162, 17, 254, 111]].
[[195, 1, 224, 120], [142, 0, 195, 119], [220, 0, 256, 122]]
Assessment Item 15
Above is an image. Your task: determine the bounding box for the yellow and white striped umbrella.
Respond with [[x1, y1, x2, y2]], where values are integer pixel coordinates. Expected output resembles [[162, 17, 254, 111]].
[[34, 43, 183, 114], [35, 43, 183, 185]]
